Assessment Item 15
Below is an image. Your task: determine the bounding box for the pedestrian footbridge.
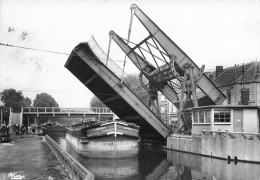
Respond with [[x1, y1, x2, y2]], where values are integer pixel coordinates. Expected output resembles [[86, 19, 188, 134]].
[[65, 37, 171, 142], [21, 107, 114, 119]]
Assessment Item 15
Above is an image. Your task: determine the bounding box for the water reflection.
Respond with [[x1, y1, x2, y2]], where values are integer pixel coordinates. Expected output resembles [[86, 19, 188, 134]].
[[65, 140, 139, 180], [47, 132, 260, 180], [167, 150, 260, 180]]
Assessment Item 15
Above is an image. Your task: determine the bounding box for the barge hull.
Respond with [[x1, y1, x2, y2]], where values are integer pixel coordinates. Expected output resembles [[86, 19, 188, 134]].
[[66, 133, 139, 158]]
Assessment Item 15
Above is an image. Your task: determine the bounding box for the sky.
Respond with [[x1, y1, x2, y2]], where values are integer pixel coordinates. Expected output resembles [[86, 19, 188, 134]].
[[0, 0, 260, 107]]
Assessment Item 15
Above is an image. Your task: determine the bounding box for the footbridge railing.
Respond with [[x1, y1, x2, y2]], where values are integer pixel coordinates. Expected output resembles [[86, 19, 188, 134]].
[[45, 135, 95, 180], [22, 107, 114, 116]]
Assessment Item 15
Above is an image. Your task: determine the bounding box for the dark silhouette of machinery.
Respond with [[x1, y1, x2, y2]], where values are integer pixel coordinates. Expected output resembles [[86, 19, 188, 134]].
[[107, 4, 226, 132]]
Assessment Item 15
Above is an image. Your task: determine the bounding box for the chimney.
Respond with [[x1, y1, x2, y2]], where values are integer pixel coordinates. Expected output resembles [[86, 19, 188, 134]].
[[209, 74, 213, 81], [216, 66, 223, 78]]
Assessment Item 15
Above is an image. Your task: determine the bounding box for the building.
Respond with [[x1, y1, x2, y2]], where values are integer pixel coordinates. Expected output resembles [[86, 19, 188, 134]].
[[208, 61, 260, 106], [191, 61, 260, 134], [191, 105, 259, 135], [159, 61, 260, 128], [157, 92, 178, 127], [167, 61, 260, 162]]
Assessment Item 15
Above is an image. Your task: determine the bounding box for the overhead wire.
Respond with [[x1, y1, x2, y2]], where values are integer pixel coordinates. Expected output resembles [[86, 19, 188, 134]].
[[0, 86, 121, 96], [0, 86, 87, 94], [0, 42, 188, 106], [0, 42, 142, 95], [0, 43, 69, 56], [0, 42, 152, 66]]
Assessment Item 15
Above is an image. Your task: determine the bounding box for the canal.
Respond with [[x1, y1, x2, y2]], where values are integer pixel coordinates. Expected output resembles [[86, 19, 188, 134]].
[[47, 131, 260, 180]]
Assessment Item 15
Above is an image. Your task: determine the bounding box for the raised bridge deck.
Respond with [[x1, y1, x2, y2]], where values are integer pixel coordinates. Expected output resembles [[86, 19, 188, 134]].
[[65, 37, 171, 142]]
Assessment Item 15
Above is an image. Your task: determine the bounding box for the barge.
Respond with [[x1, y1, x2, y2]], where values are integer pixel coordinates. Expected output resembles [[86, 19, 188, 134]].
[[66, 120, 140, 158]]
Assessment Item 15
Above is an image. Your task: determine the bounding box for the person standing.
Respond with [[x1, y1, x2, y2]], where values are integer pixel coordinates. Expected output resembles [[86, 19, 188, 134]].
[[8, 122, 14, 135], [31, 124, 36, 134], [20, 124, 25, 135], [28, 125, 32, 134]]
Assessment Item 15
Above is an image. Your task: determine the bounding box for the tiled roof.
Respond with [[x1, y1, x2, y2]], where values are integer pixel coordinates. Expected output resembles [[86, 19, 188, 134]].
[[211, 61, 260, 87]]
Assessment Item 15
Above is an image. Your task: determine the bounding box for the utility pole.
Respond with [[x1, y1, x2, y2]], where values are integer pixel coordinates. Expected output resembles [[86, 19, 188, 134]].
[[9, 107, 12, 125]]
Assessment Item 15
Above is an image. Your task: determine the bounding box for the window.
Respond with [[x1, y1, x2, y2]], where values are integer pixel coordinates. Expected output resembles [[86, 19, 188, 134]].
[[160, 95, 166, 101], [161, 106, 165, 113], [193, 110, 212, 124], [193, 111, 198, 123], [205, 110, 211, 123], [214, 111, 230, 123], [169, 103, 177, 113], [199, 111, 204, 123]]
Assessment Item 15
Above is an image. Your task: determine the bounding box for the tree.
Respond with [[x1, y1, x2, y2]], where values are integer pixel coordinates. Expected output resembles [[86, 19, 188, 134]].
[[123, 74, 149, 104], [22, 97, 32, 107], [0, 88, 31, 112], [33, 93, 59, 107], [89, 74, 149, 107], [90, 96, 106, 107]]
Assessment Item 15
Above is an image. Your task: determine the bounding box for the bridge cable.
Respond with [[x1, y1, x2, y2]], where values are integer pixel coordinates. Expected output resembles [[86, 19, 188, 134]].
[[120, 9, 134, 84]]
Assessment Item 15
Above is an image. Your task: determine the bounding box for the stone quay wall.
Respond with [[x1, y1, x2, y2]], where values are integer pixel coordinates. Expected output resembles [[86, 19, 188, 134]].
[[167, 131, 260, 163]]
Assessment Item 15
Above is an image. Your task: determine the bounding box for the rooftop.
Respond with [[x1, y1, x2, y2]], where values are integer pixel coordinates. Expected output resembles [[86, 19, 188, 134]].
[[208, 61, 260, 87]]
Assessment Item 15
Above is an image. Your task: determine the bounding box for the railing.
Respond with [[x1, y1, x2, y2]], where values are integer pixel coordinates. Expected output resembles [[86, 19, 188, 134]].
[[201, 130, 260, 140], [88, 36, 127, 79], [44, 135, 94, 180], [22, 107, 113, 114], [87, 36, 170, 128]]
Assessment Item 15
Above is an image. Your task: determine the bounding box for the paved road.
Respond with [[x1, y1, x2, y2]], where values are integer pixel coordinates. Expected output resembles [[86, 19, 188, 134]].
[[0, 136, 68, 180]]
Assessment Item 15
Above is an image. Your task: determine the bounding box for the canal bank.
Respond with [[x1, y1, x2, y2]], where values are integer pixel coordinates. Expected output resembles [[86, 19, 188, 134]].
[[0, 136, 69, 180], [167, 132, 260, 163], [48, 130, 260, 180]]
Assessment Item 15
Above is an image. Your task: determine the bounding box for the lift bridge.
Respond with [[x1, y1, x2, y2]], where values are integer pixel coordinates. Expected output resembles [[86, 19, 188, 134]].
[[65, 4, 226, 142]]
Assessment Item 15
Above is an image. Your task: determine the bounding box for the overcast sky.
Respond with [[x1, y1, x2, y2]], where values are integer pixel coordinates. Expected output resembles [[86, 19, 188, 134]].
[[0, 0, 260, 107]]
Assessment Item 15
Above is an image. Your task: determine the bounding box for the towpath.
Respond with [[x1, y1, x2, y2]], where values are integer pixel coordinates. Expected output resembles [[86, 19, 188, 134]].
[[0, 136, 68, 180]]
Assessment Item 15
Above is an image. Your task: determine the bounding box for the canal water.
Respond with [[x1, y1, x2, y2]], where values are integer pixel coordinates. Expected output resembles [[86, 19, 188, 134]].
[[47, 131, 260, 180]]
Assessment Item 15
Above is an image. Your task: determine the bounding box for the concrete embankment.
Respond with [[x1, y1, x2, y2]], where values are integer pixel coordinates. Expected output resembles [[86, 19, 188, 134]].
[[167, 132, 260, 163], [0, 136, 69, 179]]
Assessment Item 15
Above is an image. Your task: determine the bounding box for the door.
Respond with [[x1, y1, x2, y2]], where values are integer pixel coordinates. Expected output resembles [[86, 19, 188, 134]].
[[233, 110, 243, 132]]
